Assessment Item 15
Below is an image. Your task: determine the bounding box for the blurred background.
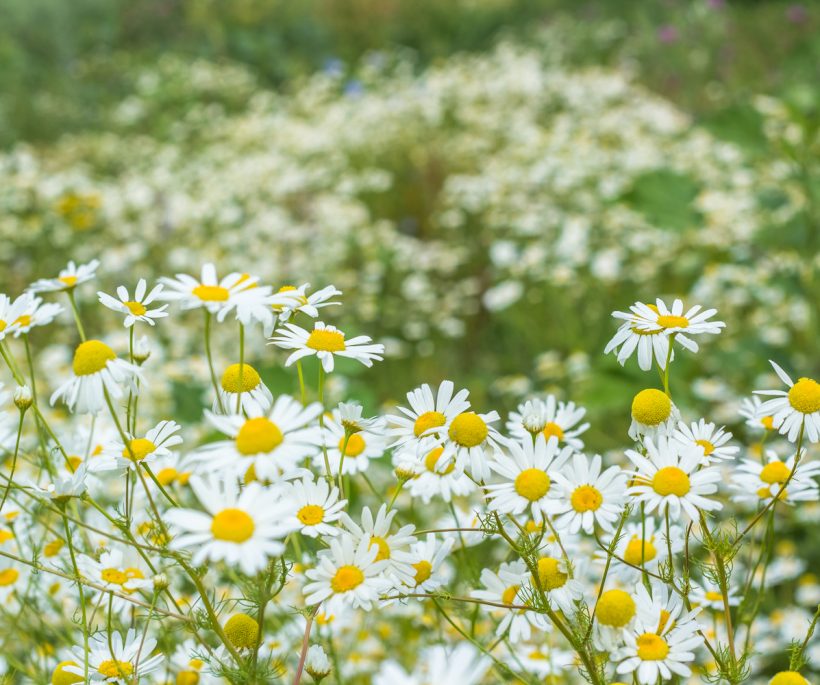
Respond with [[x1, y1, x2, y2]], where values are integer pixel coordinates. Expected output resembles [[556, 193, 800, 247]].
[[0, 0, 818, 450]]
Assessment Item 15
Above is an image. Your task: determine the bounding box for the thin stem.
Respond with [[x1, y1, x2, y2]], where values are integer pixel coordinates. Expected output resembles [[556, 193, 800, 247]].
[[0, 410, 25, 514], [203, 310, 225, 413], [62, 514, 89, 680], [296, 360, 307, 405], [291, 604, 320, 685], [237, 322, 245, 414], [66, 289, 86, 341]]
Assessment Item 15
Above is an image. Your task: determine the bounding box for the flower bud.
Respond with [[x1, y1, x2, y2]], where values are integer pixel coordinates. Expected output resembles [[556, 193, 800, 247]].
[[133, 335, 151, 364], [13, 385, 33, 411], [394, 466, 416, 482], [305, 644, 331, 682], [153, 573, 169, 591]]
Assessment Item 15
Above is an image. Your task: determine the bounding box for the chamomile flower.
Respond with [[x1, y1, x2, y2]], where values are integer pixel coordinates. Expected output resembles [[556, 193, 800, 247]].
[[34, 464, 88, 502], [597, 518, 683, 583], [506, 395, 589, 449], [0, 562, 29, 603], [337, 401, 380, 433], [628, 388, 681, 441], [214, 280, 294, 332], [303, 534, 390, 612], [217, 362, 273, 414], [271, 321, 384, 373], [50, 340, 141, 415], [592, 587, 638, 651], [436, 409, 506, 481], [630, 299, 725, 352], [533, 554, 586, 615], [739, 396, 776, 433], [284, 476, 347, 538], [197, 399, 321, 482], [690, 583, 740, 611], [339, 505, 416, 586], [626, 436, 722, 520], [552, 453, 627, 533], [65, 628, 164, 682], [77, 547, 152, 617], [673, 419, 739, 464], [274, 283, 342, 323], [170, 640, 218, 685], [166, 477, 296, 575], [315, 409, 387, 477], [397, 445, 476, 503], [0, 292, 63, 340], [403, 534, 454, 593], [730, 452, 820, 507], [387, 380, 471, 450], [606, 303, 673, 371], [159, 263, 254, 314], [305, 644, 332, 682], [97, 279, 168, 327], [755, 361, 820, 443], [484, 433, 573, 523], [103, 420, 183, 471], [29, 259, 100, 293], [0, 294, 26, 340]]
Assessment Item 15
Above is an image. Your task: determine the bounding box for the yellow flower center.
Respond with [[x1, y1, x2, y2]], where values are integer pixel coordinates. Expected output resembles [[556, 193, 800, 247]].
[[0, 569, 19, 586], [624, 537, 657, 566], [193, 284, 229, 302], [652, 466, 690, 497], [369, 535, 391, 561], [570, 485, 603, 512], [760, 461, 791, 484], [656, 314, 689, 329], [157, 467, 178, 485], [657, 608, 673, 634], [757, 486, 788, 500], [122, 438, 156, 462], [0, 321, 5, 332], [101, 568, 128, 585], [67, 455, 83, 472], [424, 447, 454, 475], [596, 589, 636, 627], [72, 340, 116, 376], [297, 504, 325, 526], [636, 633, 670, 661], [58, 275, 78, 288], [514, 468, 550, 501], [535, 557, 568, 591], [124, 301, 147, 316], [235, 418, 283, 455], [0, 530, 13, 544], [177, 672, 200, 685], [448, 412, 488, 447], [761, 415, 775, 430], [412, 560, 432, 586], [695, 439, 715, 456], [501, 585, 520, 605], [52, 660, 83, 685], [221, 363, 261, 393], [331, 565, 365, 593], [769, 672, 809, 685], [98, 661, 134, 678], [339, 433, 366, 457], [13, 315, 31, 328], [542, 421, 564, 442], [414, 410, 446, 437], [307, 329, 346, 352], [211, 508, 255, 543], [788, 378, 820, 414], [631, 389, 671, 426], [705, 591, 723, 602], [224, 613, 259, 649]]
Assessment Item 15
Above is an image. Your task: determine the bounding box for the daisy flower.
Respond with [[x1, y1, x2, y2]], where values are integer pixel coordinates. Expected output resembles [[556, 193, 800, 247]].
[[739, 396, 776, 433], [339, 504, 416, 586], [196, 399, 321, 482], [552, 453, 627, 534], [0, 292, 62, 340], [402, 534, 454, 593], [315, 409, 387, 477], [303, 534, 390, 612], [65, 628, 164, 682], [673, 419, 739, 464], [597, 518, 683, 583], [166, 477, 296, 575], [270, 321, 384, 373], [397, 445, 476, 503], [628, 298, 725, 352], [626, 436, 722, 520], [97, 278, 168, 327], [217, 362, 273, 414], [103, 420, 183, 471], [50, 339, 141, 415], [436, 409, 506, 481], [484, 433, 573, 523], [387, 380, 470, 451], [506, 395, 589, 449], [730, 452, 820, 507], [755, 361, 820, 443], [305, 644, 332, 682], [592, 587, 638, 652], [159, 263, 255, 314], [274, 283, 342, 323], [34, 463, 89, 502], [628, 388, 681, 441], [284, 475, 347, 538], [0, 562, 29, 603], [336, 401, 380, 433], [605, 302, 674, 371], [690, 583, 740, 611], [29, 259, 100, 293], [77, 547, 152, 617]]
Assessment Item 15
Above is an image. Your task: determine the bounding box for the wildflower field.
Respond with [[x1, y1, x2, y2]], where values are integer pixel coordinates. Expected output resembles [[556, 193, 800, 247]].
[[0, 1, 818, 683]]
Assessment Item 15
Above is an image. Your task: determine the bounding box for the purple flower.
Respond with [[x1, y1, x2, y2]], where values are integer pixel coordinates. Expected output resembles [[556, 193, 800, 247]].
[[657, 25, 680, 44]]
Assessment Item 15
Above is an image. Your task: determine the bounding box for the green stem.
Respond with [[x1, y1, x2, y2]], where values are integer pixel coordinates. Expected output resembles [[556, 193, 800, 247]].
[[62, 514, 89, 680], [0, 410, 24, 514], [296, 360, 306, 405], [203, 310, 225, 413], [237, 322, 245, 414], [66, 289, 86, 341]]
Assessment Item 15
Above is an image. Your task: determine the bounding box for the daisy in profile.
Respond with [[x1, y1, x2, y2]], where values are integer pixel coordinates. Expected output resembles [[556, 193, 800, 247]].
[[387, 380, 470, 451], [628, 298, 725, 353], [673, 419, 739, 464], [159, 263, 255, 314], [316, 409, 387, 477], [397, 445, 476, 503], [730, 451, 820, 507], [690, 583, 741, 611], [29, 259, 100, 293], [628, 388, 680, 440], [103, 420, 183, 471], [0, 562, 29, 603], [6, 293, 63, 337], [303, 534, 390, 612], [484, 433, 573, 523], [506, 395, 589, 450], [436, 409, 506, 481], [552, 453, 627, 534], [77, 547, 152, 617], [65, 628, 164, 682], [271, 283, 342, 324], [97, 279, 168, 327], [283, 475, 347, 538], [739, 396, 775, 433], [0, 295, 25, 340], [270, 321, 384, 373], [50, 339, 141, 414], [606, 302, 673, 371], [217, 362, 273, 414], [196, 399, 321, 482], [166, 477, 296, 575], [339, 505, 416, 586], [755, 361, 820, 443], [403, 534, 454, 593]]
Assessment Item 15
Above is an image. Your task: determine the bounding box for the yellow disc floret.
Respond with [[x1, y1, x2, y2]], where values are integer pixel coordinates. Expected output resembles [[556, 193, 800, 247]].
[[769, 672, 809, 685], [636, 633, 670, 661], [0, 569, 19, 586], [331, 565, 364, 593], [339, 433, 366, 457], [98, 661, 134, 679], [224, 613, 259, 649], [369, 535, 391, 561], [656, 314, 689, 329], [788, 378, 820, 414], [307, 328, 346, 352], [652, 466, 690, 497], [448, 412, 488, 447], [124, 301, 147, 316], [221, 363, 261, 393], [695, 439, 715, 456], [235, 418, 283, 455], [414, 410, 446, 437], [514, 469, 550, 501], [631, 389, 671, 426], [424, 447, 454, 475], [211, 508, 255, 543], [571, 485, 603, 512], [192, 284, 229, 302], [412, 560, 432, 586], [535, 557, 568, 591], [52, 661, 83, 685], [624, 536, 657, 565], [297, 505, 324, 526], [596, 589, 636, 627], [122, 438, 156, 462], [72, 340, 116, 376], [760, 461, 791, 485], [542, 422, 565, 442]]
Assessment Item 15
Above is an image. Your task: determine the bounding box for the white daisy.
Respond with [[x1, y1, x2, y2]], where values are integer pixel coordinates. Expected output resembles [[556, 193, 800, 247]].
[[270, 321, 384, 373], [0, 292, 63, 340], [65, 628, 164, 682], [630, 298, 725, 352], [303, 533, 390, 612], [596, 518, 683, 583], [274, 283, 342, 323], [402, 534, 454, 593], [628, 388, 681, 441], [103, 420, 183, 472], [50, 339, 141, 415], [739, 396, 776, 433], [33, 463, 89, 502], [284, 475, 347, 538], [216, 362, 273, 414], [673, 419, 739, 464], [436, 409, 506, 482], [29, 259, 100, 293], [336, 401, 380, 433], [552, 453, 627, 534], [166, 477, 296, 575], [0, 294, 27, 340], [506, 395, 589, 449], [626, 436, 722, 520], [730, 452, 820, 507], [77, 547, 152, 617], [315, 409, 387, 477], [755, 361, 820, 443], [159, 263, 254, 314], [606, 302, 674, 371], [97, 278, 168, 327], [690, 583, 740, 611], [396, 444, 476, 503], [387, 380, 471, 451], [484, 433, 573, 523]]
